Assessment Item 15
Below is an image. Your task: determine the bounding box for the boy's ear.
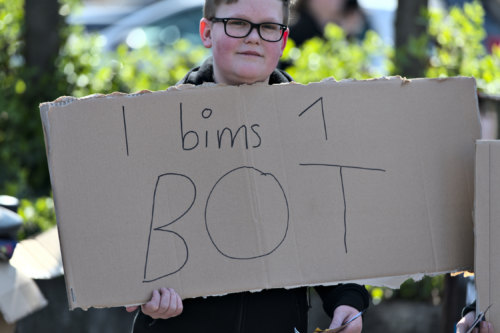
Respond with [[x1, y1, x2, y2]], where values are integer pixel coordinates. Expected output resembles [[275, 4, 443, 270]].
[[200, 18, 213, 48], [280, 28, 289, 55]]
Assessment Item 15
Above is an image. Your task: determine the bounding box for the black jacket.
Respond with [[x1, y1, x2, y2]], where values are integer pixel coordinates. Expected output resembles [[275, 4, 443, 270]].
[[132, 58, 369, 333], [177, 57, 294, 86]]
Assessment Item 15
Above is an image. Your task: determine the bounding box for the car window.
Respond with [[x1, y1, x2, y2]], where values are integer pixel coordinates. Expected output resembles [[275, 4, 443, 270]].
[[127, 7, 203, 49]]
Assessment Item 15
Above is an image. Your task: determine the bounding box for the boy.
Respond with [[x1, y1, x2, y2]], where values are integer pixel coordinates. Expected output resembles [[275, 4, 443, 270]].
[[127, 0, 369, 332]]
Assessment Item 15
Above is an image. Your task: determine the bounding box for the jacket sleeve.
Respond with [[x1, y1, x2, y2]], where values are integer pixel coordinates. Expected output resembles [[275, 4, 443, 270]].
[[314, 284, 370, 317], [461, 300, 476, 317]]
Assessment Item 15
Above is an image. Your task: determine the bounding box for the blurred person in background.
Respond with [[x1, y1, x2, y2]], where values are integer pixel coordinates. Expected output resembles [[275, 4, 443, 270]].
[[288, 0, 368, 46]]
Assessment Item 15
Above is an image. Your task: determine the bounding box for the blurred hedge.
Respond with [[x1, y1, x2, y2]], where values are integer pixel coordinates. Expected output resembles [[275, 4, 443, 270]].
[[0, 0, 208, 198]]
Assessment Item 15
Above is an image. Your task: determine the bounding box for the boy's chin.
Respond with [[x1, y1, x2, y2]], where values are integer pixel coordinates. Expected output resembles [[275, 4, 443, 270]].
[[231, 72, 269, 85]]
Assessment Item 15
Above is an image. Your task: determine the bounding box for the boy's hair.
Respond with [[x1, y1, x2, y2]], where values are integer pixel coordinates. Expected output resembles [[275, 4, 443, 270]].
[[204, 0, 292, 25]]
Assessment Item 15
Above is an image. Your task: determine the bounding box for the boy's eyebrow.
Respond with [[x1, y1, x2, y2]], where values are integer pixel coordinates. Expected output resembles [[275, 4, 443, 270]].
[[217, 12, 284, 24], [223, 15, 285, 24]]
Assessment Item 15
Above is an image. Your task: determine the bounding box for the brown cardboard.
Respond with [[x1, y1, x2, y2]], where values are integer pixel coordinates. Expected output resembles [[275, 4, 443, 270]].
[[0, 263, 47, 324], [10, 226, 63, 280], [0, 227, 61, 324], [40, 76, 480, 310], [474, 140, 500, 328]]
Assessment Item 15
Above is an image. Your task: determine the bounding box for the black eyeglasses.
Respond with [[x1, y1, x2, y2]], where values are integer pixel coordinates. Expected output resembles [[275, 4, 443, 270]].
[[211, 17, 287, 42]]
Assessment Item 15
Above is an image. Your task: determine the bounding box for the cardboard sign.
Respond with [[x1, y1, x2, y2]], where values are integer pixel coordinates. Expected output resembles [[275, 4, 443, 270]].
[[40, 77, 480, 310], [474, 140, 500, 329]]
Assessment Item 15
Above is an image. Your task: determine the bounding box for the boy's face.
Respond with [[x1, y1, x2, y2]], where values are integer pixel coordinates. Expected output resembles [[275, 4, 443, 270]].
[[200, 0, 289, 85]]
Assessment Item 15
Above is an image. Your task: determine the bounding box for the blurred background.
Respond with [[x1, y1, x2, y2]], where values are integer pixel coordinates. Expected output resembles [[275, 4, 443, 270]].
[[1, 0, 499, 332]]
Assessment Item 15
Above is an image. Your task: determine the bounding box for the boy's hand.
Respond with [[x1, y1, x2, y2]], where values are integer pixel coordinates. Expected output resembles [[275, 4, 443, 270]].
[[456, 312, 494, 333], [125, 287, 183, 320], [328, 305, 362, 333]]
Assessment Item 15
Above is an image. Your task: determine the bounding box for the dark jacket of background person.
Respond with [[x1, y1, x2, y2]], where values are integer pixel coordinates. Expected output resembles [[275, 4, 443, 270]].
[[288, 0, 368, 47]]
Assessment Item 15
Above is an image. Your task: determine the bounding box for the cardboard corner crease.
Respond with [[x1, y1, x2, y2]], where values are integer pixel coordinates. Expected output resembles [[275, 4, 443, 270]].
[[40, 76, 480, 310]]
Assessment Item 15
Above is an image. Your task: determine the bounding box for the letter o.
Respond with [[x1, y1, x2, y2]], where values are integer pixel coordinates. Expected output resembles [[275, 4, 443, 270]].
[[204, 166, 289, 259]]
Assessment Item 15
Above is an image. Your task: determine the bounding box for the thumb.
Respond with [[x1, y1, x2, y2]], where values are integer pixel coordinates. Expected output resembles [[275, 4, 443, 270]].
[[330, 315, 344, 329], [329, 305, 360, 329], [330, 307, 348, 328], [125, 306, 139, 313]]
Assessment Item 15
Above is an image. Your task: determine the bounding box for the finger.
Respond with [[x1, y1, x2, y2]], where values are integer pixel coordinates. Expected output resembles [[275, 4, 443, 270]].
[[329, 315, 343, 329], [457, 316, 472, 333], [161, 288, 177, 317], [157, 288, 183, 319], [157, 287, 172, 315], [330, 309, 348, 328], [125, 306, 138, 312], [480, 321, 493, 333], [165, 288, 183, 317], [175, 292, 184, 316], [329, 313, 344, 328], [142, 289, 161, 314], [343, 316, 362, 333]]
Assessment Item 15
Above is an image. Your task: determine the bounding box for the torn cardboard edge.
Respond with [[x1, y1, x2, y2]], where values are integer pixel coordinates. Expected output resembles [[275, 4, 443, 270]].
[[122, 270, 472, 307], [39, 76, 466, 108]]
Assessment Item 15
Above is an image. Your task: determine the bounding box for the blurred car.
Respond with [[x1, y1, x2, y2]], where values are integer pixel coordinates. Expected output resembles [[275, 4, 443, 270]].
[[97, 0, 398, 52], [99, 0, 204, 50], [358, 0, 397, 46], [67, 3, 141, 32]]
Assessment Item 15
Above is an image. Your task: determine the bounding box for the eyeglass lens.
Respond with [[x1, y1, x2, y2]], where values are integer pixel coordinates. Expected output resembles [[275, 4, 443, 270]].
[[224, 19, 284, 41]]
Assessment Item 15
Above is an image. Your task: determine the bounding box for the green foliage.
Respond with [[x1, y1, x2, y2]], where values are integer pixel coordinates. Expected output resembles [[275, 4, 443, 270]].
[[0, 0, 207, 197], [283, 0, 500, 94], [56, 29, 208, 97], [282, 24, 391, 83], [426, 1, 500, 94], [366, 275, 445, 305], [0, 0, 30, 195], [16, 196, 56, 240]]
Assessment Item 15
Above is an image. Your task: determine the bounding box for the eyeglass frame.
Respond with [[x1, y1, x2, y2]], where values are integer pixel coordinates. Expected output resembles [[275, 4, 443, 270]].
[[210, 17, 288, 42]]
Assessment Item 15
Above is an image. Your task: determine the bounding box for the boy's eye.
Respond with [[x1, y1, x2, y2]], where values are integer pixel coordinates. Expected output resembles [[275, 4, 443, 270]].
[[261, 23, 280, 32], [227, 19, 249, 28]]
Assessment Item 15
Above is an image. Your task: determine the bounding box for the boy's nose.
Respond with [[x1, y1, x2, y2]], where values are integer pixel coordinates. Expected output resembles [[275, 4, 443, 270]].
[[245, 26, 261, 42]]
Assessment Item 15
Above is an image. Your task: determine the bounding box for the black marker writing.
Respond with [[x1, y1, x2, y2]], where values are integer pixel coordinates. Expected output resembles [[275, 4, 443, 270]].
[[300, 163, 386, 253], [122, 106, 129, 156], [143, 173, 196, 283], [299, 97, 328, 141], [180, 103, 262, 151], [205, 166, 289, 259]]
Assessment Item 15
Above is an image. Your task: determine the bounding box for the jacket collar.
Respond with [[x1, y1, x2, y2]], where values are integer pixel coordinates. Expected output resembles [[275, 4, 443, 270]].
[[177, 57, 293, 86]]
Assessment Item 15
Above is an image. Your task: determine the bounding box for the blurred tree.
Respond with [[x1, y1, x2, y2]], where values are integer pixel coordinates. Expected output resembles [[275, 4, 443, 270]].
[[395, 0, 429, 78], [24, 0, 60, 80], [0, 0, 207, 196]]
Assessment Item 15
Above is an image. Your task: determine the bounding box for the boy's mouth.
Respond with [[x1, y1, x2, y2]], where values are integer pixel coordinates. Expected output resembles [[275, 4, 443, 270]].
[[238, 50, 262, 57]]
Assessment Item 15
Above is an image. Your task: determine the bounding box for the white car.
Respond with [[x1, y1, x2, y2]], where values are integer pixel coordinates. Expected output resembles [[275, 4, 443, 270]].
[[100, 0, 204, 50], [98, 0, 398, 51]]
